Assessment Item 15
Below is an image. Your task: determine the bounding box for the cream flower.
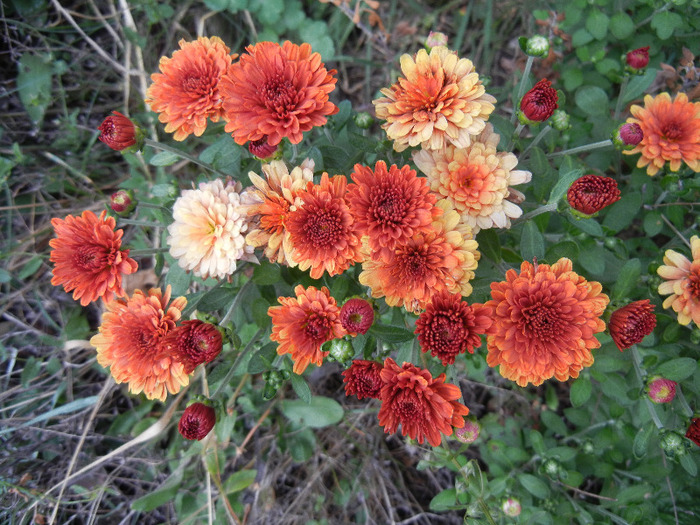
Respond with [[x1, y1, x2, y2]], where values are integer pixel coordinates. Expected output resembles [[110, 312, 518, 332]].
[[413, 124, 531, 232], [658, 235, 700, 327], [168, 179, 257, 280]]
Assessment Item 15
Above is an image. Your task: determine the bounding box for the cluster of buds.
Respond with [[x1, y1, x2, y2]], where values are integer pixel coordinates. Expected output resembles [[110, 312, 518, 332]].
[[262, 369, 292, 400], [566, 174, 621, 217], [660, 430, 688, 458]]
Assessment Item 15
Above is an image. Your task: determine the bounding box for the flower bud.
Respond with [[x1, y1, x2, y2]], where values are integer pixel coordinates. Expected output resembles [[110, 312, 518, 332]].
[[542, 458, 562, 478], [455, 418, 480, 444], [685, 418, 700, 447], [550, 109, 570, 131], [328, 338, 354, 363], [625, 46, 650, 71], [660, 430, 687, 457], [647, 376, 677, 404], [248, 136, 278, 160], [518, 79, 558, 124], [109, 189, 137, 216], [612, 122, 643, 150], [98, 111, 143, 152], [425, 31, 448, 51], [340, 298, 374, 335], [525, 35, 550, 57], [353, 112, 374, 129], [161, 320, 223, 374], [178, 402, 216, 440], [566, 174, 621, 217], [502, 498, 521, 517], [608, 300, 657, 350]]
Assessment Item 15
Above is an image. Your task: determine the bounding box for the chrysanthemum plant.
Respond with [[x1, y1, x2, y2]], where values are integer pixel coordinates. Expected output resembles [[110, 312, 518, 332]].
[[42, 1, 700, 522]]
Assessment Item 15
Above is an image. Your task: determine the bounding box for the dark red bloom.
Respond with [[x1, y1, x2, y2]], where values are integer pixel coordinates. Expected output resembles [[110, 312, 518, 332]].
[[161, 320, 223, 374], [608, 299, 657, 350], [248, 136, 278, 159], [626, 47, 650, 70], [98, 111, 138, 151], [415, 291, 493, 365], [567, 175, 621, 215], [342, 360, 383, 399], [618, 122, 643, 146], [519, 79, 558, 123], [686, 418, 700, 447], [340, 298, 374, 335], [178, 402, 216, 440]]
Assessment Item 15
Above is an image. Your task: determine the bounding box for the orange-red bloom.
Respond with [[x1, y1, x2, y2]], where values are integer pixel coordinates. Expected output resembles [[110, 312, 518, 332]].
[[286, 173, 363, 279], [415, 291, 493, 365], [145, 36, 234, 141], [378, 358, 469, 447], [50, 210, 137, 306], [623, 92, 700, 176], [268, 285, 345, 374], [373, 46, 495, 152], [161, 320, 223, 374], [179, 402, 216, 440], [608, 300, 657, 350], [90, 286, 189, 401], [485, 259, 609, 387], [359, 200, 480, 313], [347, 161, 440, 261], [342, 360, 383, 399], [657, 235, 700, 327], [221, 41, 338, 146]]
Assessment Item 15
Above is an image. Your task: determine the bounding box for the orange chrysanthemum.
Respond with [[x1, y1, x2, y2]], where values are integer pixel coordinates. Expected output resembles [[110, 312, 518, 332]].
[[359, 200, 480, 313], [623, 92, 700, 176], [413, 123, 532, 232], [145, 36, 234, 141], [49, 210, 137, 306], [242, 159, 314, 265], [378, 358, 469, 447], [657, 235, 700, 327], [485, 259, 609, 387], [220, 41, 338, 146], [373, 46, 496, 152], [286, 173, 363, 279], [268, 285, 346, 374], [90, 286, 189, 402], [346, 161, 441, 261]]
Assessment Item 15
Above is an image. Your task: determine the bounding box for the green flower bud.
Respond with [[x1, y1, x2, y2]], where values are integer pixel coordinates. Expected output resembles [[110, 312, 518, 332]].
[[354, 112, 374, 129], [328, 338, 354, 363], [550, 109, 570, 131], [543, 458, 562, 478], [525, 35, 550, 57], [659, 430, 687, 458]]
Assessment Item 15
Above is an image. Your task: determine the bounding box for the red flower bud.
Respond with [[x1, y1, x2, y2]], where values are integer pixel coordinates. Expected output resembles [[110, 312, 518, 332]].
[[615, 122, 643, 148], [647, 376, 677, 404], [340, 298, 374, 335], [566, 175, 621, 216], [519, 79, 558, 123], [626, 47, 650, 70], [608, 299, 657, 351], [248, 136, 278, 159], [162, 320, 223, 374], [178, 402, 216, 440], [342, 359, 383, 399], [109, 189, 137, 215], [98, 111, 139, 151], [686, 418, 700, 447]]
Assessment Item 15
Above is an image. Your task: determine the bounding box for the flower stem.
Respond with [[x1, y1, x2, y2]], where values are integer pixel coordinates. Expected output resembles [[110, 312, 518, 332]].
[[117, 218, 162, 227], [548, 139, 612, 158], [144, 138, 229, 178], [675, 386, 694, 418], [521, 124, 551, 156], [507, 123, 525, 151], [129, 247, 170, 257], [518, 202, 558, 222], [614, 75, 630, 122], [630, 345, 664, 429], [137, 201, 171, 213], [511, 55, 534, 125]]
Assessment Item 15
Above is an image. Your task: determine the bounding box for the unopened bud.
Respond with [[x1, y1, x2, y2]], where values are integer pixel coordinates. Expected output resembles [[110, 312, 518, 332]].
[[525, 35, 550, 57], [647, 376, 677, 404], [455, 418, 480, 444], [109, 189, 137, 216], [502, 498, 521, 517], [612, 122, 643, 150], [425, 31, 448, 50], [328, 338, 354, 363], [660, 430, 687, 458], [550, 109, 570, 131]]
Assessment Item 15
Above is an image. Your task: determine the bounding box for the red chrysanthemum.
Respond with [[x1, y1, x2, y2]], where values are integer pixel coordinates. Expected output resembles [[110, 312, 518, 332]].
[[415, 291, 493, 365], [485, 259, 609, 387], [686, 418, 700, 447], [378, 358, 469, 447], [161, 320, 223, 374], [49, 210, 138, 306], [608, 299, 657, 350], [90, 286, 189, 401], [339, 298, 374, 335], [615, 122, 644, 147], [566, 175, 621, 216], [145, 36, 234, 141], [178, 402, 216, 441], [519, 79, 558, 123], [268, 285, 346, 374], [342, 360, 383, 399], [626, 46, 650, 70], [346, 161, 440, 261], [221, 41, 338, 146], [287, 173, 363, 279], [98, 111, 139, 151], [248, 136, 278, 159]]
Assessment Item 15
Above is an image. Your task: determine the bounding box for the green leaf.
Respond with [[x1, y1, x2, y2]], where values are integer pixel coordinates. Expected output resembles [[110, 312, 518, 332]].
[[247, 344, 277, 374], [643, 211, 664, 237], [679, 454, 698, 477], [529, 429, 546, 456], [575, 86, 609, 117], [568, 215, 604, 237], [281, 396, 343, 428], [602, 191, 642, 232], [599, 373, 630, 402], [368, 324, 414, 343], [331, 100, 353, 129], [570, 377, 592, 407], [521, 222, 545, 262], [224, 469, 257, 494], [540, 410, 568, 435], [476, 229, 501, 262], [199, 134, 241, 175], [585, 9, 609, 40], [622, 68, 657, 105], [545, 241, 579, 262], [149, 150, 179, 166], [288, 427, 316, 462], [633, 424, 654, 459], [518, 473, 550, 499], [290, 373, 312, 404], [548, 168, 583, 205], [655, 358, 697, 381], [253, 262, 281, 286], [131, 469, 183, 511], [17, 53, 54, 124], [18, 256, 42, 281], [165, 262, 192, 297], [571, 28, 594, 47], [429, 488, 457, 511], [651, 11, 683, 40], [610, 12, 635, 39], [547, 446, 577, 462], [612, 258, 641, 301]]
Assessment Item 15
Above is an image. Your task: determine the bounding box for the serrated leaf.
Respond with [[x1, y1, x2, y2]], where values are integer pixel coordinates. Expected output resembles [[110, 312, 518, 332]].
[[290, 374, 311, 404], [570, 377, 592, 407], [281, 396, 343, 428], [655, 358, 697, 381], [518, 473, 550, 499], [633, 424, 654, 459], [369, 324, 414, 343], [612, 258, 641, 301], [548, 168, 583, 205], [224, 469, 257, 494], [521, 222, 545, 262]]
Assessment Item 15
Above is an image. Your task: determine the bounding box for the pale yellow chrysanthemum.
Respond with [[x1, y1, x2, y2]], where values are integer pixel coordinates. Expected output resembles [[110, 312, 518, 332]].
[[658, 235, 700, 328], [413, 123, 531, 232], [242, 159, 314, 266], [168, 179, 257, 280], [373, 46, 496, 152]]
